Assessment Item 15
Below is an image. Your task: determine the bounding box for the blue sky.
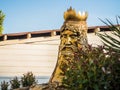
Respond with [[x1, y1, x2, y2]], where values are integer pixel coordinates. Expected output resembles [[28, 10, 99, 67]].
[[0, 0, 120, 34]]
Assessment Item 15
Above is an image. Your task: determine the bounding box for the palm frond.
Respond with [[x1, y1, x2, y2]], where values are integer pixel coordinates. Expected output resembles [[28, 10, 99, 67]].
[[97, 16, 120, 53], [98, 33, 120, 49]]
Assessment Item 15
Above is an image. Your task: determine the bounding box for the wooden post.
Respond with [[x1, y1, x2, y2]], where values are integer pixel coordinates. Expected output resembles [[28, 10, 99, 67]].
[[51, 31, 56, 36], [27, 33, 31, 39], [94, 27, 100, 35], [3, 34, 7, 41]]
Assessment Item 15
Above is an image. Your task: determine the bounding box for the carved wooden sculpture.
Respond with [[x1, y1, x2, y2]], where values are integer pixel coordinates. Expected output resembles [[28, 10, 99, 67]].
[[30, 7, 88, 90], [49, 7, 88, 83]]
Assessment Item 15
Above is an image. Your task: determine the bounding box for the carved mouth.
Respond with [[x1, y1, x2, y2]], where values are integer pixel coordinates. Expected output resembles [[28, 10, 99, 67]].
[[61, 48, 74, 56], [60, 45, 78, 56], [61, 51, 73, 55], [64, 47, 73, 51], [60, 45, 76, 51], [61, 50, 74, 60]]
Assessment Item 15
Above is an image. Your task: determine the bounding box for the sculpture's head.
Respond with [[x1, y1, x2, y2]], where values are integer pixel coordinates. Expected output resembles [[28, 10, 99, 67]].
[[59, 7, 88, 61], [60, 28, 79, 60]]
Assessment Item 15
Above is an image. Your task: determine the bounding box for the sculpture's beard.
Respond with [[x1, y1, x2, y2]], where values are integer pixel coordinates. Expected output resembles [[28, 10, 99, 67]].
[[60, 45, 78, 61], [60, 45, 78, 52]]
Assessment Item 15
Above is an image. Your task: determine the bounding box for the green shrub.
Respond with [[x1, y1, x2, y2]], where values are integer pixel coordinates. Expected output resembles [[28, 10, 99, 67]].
[[0, 81, 9, 90], [10, 77, 20, 89], [97, 17, 120, 89], [61, 45, 120, 90], [21, 72, 37, 87]]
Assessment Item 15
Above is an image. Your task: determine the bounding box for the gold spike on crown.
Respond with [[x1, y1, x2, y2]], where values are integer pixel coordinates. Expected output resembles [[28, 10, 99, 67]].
[[64, 7, 88, 21]]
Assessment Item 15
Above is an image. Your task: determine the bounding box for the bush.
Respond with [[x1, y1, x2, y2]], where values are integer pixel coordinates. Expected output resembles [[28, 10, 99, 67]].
[[10, 77, 20, 89], [21, 72, 37, 87], [0, 81, 9, 90], [97, 17, 120, 89], [61, 45, 120, 90]]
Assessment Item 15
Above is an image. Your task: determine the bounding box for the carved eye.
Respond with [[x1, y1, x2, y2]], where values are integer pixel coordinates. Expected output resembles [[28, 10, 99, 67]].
[[61, 34, 67, 38], [70, 34, 77, 39], [77, 32, 80, 36], [60, 35, 62, 38]]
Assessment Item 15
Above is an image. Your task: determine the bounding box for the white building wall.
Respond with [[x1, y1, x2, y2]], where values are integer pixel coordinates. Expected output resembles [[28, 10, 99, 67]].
[[0, 31, 114, 77]]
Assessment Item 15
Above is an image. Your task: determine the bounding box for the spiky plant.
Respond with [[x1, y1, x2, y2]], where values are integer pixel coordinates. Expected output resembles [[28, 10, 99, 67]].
[[97, 16, 120, 53], [0, 81, 9, 90], [21, 72, 37, 87], [10, 77, 20, 89]]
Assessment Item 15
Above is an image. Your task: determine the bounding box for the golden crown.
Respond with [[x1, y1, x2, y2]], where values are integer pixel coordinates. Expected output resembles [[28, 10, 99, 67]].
[[64, 7, 88, 21]]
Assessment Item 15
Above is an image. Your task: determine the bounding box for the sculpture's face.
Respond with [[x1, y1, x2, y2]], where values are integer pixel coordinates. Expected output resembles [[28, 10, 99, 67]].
[[61, 30, 78, 46], [60, 30, 79, 61]]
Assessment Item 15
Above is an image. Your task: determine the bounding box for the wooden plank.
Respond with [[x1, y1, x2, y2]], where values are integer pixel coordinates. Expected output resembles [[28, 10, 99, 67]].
[[0, 66, 55, 72], [0, 36, 60, 46], [0, 66, 55, 76], [0, 49, 58, 56], [0, 44, 59, 50], [0, 55, 57, 60], [0, 59, 57, 67], [0, 71, 52, 77]]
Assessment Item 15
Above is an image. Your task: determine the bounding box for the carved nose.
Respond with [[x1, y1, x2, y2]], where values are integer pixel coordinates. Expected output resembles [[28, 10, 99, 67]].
[[65, 37, 71, 45]]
